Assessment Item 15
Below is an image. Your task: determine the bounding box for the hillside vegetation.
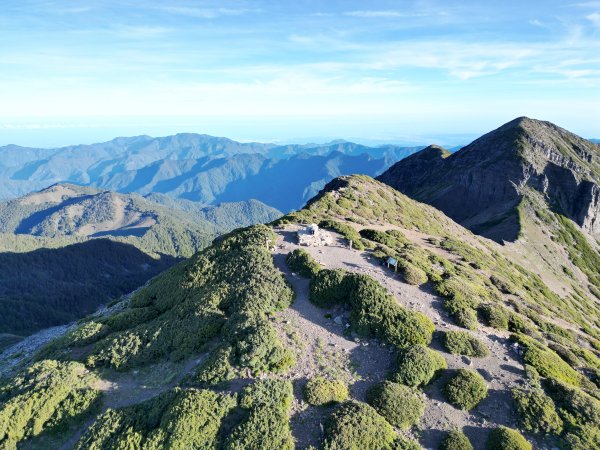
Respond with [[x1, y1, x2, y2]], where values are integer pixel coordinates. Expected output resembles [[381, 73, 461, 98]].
[[0, 184, 282, 337], [0, 174, 598, 449]]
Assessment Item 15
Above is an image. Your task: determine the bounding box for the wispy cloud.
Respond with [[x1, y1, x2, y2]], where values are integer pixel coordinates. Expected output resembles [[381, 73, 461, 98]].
[[586, 12, 600, 26], [159, 6, 258, 19], [344, 10, 413, 18]]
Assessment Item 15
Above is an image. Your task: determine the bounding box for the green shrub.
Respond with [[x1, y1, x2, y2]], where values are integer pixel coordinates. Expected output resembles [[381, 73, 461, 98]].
[[310, 271, 434, 348], [76, 388, 237, 450], [366, 382, 425, 430], [444, 369, 488, 410], [442, 331, 489, 357], [323, 401, 398, 450], [286, 249, 321, 278], [390, 345, 447, 387], [310, 269, 353, 308], [229, 315, 296, 374], [226, 380, 294, 450], [359, 229, 409, 248], [450, 304, 479, 330], [303, 377, 348, 406], [394, 435, 423, 450], [0, 360, 101, 448], [479, 304, 509, 330], [486, 427, 532, 450], [512, 388, 563, 434], [437, 276, 484, 330], [191, 345, 236, 387], [522, 345, 584, 387], [544, 379, 600, 429], [439, 429, 473, 450], [348, 274, 434, 348], [564, 424, 600, 450], [547, 342, 580, 366], [403, 264, 428, 285]]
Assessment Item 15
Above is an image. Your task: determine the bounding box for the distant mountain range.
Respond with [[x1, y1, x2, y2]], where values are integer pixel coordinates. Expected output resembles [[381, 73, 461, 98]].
[[0, 135, 423, 211]]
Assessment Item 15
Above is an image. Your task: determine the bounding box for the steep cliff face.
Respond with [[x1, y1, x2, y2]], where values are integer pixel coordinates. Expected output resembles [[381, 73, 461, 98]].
[[378, 117, 600, 242]]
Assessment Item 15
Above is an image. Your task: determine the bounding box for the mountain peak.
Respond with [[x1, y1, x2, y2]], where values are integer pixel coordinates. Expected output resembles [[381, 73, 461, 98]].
[[378, 118, 600, 242]]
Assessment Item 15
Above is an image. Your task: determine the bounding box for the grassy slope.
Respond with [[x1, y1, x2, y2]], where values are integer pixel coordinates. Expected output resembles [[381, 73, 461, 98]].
[[0, 175, 598, 449]]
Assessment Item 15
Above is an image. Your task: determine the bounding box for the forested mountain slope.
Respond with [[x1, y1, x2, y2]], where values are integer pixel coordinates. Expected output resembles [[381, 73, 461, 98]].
[[1, 175, 597, 450], [0, 183, 281, 338]]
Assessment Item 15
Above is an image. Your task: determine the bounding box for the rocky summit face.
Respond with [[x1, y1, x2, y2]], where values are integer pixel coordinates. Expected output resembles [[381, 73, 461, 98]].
[[378, 117, 600, 242]]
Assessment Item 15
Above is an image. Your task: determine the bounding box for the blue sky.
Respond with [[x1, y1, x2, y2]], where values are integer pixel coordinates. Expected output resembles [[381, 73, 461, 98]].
[[1, 0, 599, 147]]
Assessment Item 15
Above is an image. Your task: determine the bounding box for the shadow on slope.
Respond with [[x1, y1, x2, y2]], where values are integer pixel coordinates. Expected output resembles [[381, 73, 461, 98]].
[[0, 239, 177, 336]]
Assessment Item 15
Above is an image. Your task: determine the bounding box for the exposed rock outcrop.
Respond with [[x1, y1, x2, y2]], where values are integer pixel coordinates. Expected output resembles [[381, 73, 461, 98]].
[[378, 117, 600, 242]]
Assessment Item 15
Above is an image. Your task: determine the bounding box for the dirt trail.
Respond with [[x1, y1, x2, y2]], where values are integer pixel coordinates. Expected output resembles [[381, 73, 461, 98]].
[[273, 225, 524, 450], [272, 229, 394, 449], [60, 355, 206, 450]]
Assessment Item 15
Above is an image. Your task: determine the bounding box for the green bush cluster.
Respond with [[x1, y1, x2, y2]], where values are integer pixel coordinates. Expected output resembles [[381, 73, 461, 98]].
[[403, 264, 428, 285], [439, 429, 473, 450], [318, 219, 365, 250], [436, 276, 484, 331], [50, 225, 295, 375], [390, 345, 447, 387], [348, 274, 434, 348], [512, 388, 563, 434], [322, 401, 398, 450], [479, 303, 509, 330], [441, 330, 490, 357], [191, 345, 236, 387], [286, 248, 322, 278], [486, 426, 531, 450], [225, 379, 294, 450], [359, 228, 409, 248], [76, 388, 236, 449], [228, 314, 296, 375], [310, 269, 354, 308], [309, 270, 434, 348], [0, 360, 101, 449], [521, 342, 584, 387], [444, 369, 488, 410], [544, 379, 600, 446], [366, 381, 425, 430], [303, 376, 349, 406]]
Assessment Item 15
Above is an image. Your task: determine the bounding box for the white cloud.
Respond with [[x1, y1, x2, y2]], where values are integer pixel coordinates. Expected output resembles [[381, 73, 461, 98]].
[[586, 12, 600, 26]]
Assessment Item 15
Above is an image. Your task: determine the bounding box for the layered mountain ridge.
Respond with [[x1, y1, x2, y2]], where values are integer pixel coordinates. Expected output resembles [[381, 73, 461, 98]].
[[0, 135, 422, 210], [378, 117, 600, 242]]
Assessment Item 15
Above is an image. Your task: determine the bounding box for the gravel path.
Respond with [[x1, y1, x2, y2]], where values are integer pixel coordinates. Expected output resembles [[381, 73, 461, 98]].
[[273, 225, 525, 450]]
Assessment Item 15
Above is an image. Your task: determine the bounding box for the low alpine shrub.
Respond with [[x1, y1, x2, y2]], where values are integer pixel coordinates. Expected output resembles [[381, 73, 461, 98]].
[[390, 345, 446, 387], [439, 429, 473, 450], [366, 381, 425, 430], [442, 330, 489, 357], [303, 376, 348, 406], [444, 369, 488, 410], [486, 426, 531, 450]]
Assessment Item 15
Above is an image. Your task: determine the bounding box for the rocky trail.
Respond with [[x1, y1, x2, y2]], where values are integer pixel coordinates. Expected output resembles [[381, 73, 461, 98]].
[[272, 225, 525, 450]]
